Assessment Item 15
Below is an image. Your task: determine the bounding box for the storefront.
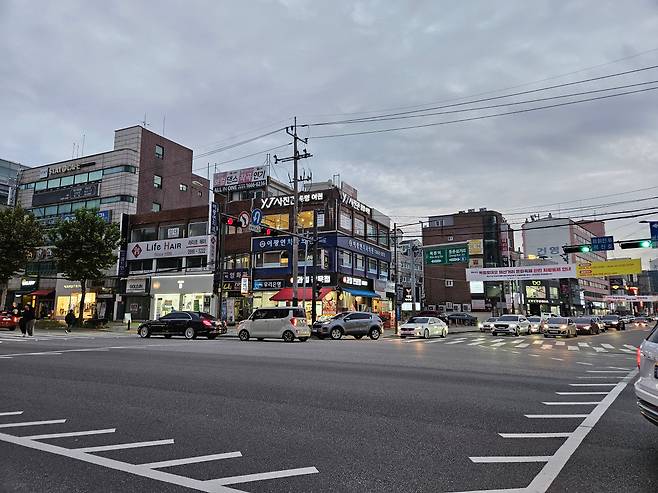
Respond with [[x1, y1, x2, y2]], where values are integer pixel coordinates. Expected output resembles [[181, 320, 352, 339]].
[[123, 278, 151, 321], [150, 274, 213, 319], [55, 279, 97, 319], [522, 280, 561, 316]]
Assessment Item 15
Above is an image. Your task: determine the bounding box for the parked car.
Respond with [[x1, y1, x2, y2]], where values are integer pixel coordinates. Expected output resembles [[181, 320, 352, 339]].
[[238, 307, 310, 342], [138, 311, 227, 339], [0, 311, 19, 331], [544, 317, 578, 338], [572, 317, 601, 335], [313, 311, 382, 340], [479, 317, 498, 332], [491, 315, 531, 336], [601, 314, 625, 331], [447, 312, 478, 326], [527, 316, 545, 334], [635, 324, 658, 426], [400, 316, 448, 339]]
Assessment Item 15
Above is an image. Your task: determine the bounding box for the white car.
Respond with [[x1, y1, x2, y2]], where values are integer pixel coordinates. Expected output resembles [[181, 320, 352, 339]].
[[635, 326, 658, 426], [399, 316, 448, 339], [238, 307, 311, 342], [491, 315, 531, 336], [479, 317, 498, 332], [527, 316, 545, 334], [544, 317, 578, 338]]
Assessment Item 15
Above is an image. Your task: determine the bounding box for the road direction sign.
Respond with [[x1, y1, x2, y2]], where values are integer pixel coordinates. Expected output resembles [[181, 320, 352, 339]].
[[650, 222, 658, 242], [251, 208, 263, 226], [591, 235, 614, 252], [238, 211, 250, 228], [248, 224, 262, 233]]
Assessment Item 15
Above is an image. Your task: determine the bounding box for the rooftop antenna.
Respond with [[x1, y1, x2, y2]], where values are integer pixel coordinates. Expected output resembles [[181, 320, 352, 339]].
[[81, 133, 85, 157], [140, 113, 150, 128], [162, 114, 166, 135]]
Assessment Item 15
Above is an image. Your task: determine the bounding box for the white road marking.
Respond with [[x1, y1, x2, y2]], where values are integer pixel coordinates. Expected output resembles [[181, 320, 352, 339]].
[[0, 419, 66, 429], [529, 354, 540, 357], [75, 439, 174, 453], [525, 414, 589, 419], [619, 348, 636, 353], [607, 366, 632, 371], [575, 362, 593, 366], [470, 456, 551, 463], [569, 383, 617, 387], [600, 344, 615, 349], [445, 340, 467, 345], [490, 342, 507, 347], [586, 370, 628, 373], [555, 341, 565, 346], [541, 345, 552, 350], [206, 467, 320, 486], [524, 369, 637, 492], [542, 402, 601, 406], [593, 347, 608, 353], [624, 344, 638, 350], [140, 452, 242, 469], [0, 351, 63, 357], [0, 411, 23, 417], [468, 341, 486, 346], [556, 392, 609, 396], [567, 346, 579, 351], [25, 429, 116, 440], [490, 338, 505, 342], [577, 342, 590, 347], [498, 433, 572, 439], [551, 357, 564, 361], [577, 376, 624, 379], [533, 341, 543, 345], [515, 343, 530, 348]]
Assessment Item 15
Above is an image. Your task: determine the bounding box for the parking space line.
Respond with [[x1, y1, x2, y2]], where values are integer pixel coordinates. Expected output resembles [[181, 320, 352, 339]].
[[470, 456, 551, 463], [0, 411, 24, 417], [525, 414, 589, 419], [25, 429, 116, 440], [75, 439, 174, 453], [207, 466, 319, 486], [569, 383, 617, 387], [0, 419, 66, 429], [542, 402, 600, 406], [140, 452, 242, 469], [556, 392, 608, 396], [498, 433, 571, 439]]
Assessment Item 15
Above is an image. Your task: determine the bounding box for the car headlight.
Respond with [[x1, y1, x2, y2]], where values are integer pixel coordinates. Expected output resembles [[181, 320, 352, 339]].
[[508, 323, 517, 328], [478, 322, 483, 328], [560, 325, 567, 329]]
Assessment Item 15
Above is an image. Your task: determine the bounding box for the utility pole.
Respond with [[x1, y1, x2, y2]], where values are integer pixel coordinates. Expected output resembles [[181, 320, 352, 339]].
[[311, 210, 319, 324], [393, 224, 399, 333], [274, 117, 312, 306]]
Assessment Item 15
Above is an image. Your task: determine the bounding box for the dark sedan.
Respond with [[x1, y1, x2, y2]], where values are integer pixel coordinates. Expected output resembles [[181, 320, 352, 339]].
[[572, 317, 601, 335], [137, 311, 226, 339], [601, 314, 625, 331], [447, 312, 478, 326]]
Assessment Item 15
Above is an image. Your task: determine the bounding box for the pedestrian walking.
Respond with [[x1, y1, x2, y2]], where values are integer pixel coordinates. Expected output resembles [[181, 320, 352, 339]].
[[65, 309, 76, 333], [18, 304, 27, 337], [22, 304, 36, 337]]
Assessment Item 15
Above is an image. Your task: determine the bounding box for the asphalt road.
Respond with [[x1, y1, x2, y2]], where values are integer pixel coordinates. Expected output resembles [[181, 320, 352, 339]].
[[0, 325, 656, 493]]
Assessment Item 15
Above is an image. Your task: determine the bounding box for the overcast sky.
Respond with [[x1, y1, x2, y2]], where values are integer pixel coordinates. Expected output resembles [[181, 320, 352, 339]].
[[2, 0, 658, 263]]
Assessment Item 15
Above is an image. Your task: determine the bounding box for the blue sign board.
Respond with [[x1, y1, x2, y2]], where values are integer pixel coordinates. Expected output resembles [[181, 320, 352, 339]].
[[591, 235, 614, 252], [650, 222, 658, 242], [251, 208, 263, 226]]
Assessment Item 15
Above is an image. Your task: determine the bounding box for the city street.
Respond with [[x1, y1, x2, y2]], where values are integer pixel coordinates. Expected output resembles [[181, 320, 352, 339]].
[[1, 326, 656, 493]]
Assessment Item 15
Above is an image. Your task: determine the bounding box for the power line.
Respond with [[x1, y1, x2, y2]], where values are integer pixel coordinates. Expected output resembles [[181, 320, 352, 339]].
[[193, 127, 285, 159], [310, 86, 658, 139]]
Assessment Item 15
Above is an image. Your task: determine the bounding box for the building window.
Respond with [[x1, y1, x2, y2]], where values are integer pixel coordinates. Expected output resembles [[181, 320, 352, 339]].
[[368, 258, 378, 274], [340, 210, 352, 232], [445, 279, 454, 287], [263, 213, 290, 230], [153, 175, 162, 189], [88, 170, 103, 181], [159, 225, 184, 239], [354, 215, 365, 237], [155, 145, 165, 159], [60, 175, 74, 187], [188, 221, 207, 237], [379, 262, 389, 280], [34, 181, 47, 191], [179, 183, 188, 192], [378, 227, 389, 247], [367, 221, 376, 241], [186, 256, 207, 270], [156, 257, 182, 272], [255, 251, 288, 268], [152, 202, 161, 212], [448, 235, 454, 242], [131, 227, 157, 242], [129, 259, 153, 272], [297, 210, 314, 229], [338, 249, 352, 268], [354, 254, 365, 271], [74, 173, 88, 185]]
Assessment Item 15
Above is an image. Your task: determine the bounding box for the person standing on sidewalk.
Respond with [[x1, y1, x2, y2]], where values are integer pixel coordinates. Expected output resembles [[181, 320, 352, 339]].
[[64, 309, 76, 333], [18, 304, 27, 336], [22, 304, 36, 337]]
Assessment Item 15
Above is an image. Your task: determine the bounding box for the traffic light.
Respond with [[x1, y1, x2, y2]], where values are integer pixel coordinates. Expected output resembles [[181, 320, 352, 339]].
[[620, 239, 653, 249], [221, 215, 237, 226], [314, 280, 323, 296], [562, 244, 592, 254], [263, 227, 278, 236]]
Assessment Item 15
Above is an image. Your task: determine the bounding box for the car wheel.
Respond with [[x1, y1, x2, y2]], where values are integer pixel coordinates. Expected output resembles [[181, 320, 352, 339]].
[[299, 337, 308, 342], [207, 334, 217, 340], [544, 333, 549, 338], [164, 334, 172, 339], [282, 330, 295, 342], [184, 327, 196, 340], [424, 329, 430, 339], [400, 335, 406, 339], [491, 331, 496, 336], [369, 327, 381, 340], [257, 337, 264, 341], [515, 328, 520, 337], [442, 328, 447, 338], [238, 329, 250, 341], [330, 327, 343, 340], [138, 326, 150, 338], [354, 334, 364, 340]]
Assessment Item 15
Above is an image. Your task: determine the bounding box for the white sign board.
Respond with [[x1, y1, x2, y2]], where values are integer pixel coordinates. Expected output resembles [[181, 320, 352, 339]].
[[126, 278, 147, 293], [604, 295, 658, 302], [466, 264, 577, 282], [127, 236, 210, 261]]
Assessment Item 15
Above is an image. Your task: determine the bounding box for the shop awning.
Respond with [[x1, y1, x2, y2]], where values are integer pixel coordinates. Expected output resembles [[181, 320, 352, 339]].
[[270, 287, 333, 302], [29, 290, 54, 296], [343, 288, 380, 298]]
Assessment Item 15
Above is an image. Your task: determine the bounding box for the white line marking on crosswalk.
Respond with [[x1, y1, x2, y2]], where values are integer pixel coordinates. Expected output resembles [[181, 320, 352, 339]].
[[445, 340, 466, 345], [555, 341, 565, 346], [578, 342, 590, 347], [587, 370, 628, 373], [140, 452, 242, 469], [551, 357, 564, 361], [624, 344, 637, 350], [576, 362, 593, 366], [542, 402, 600, 406], [577, 376, 624, 379], [529, 354, 540, 357], [491, 342, 507, 347], [470, 455, 551, 463], [467, 341, 486, 346], [25, 429, 117, 440], [75, 439, 174, 453], [499, 432, 571, 439], [533, 341, 543, 345], [206, 467, 319, 486], [607, 367, 632, 371], [569, 383, 617, 387], [0, 411, 24, 417], [568, 346, 579, 351], [490, 339, 505, 342], [556, 392, 609, 396], [619, 348, 635, 353], [593, 347, 608, 353], [515, 343, 530, 348], [600, 344, 615, 349], [525, 414, 589, 419], [0, 419, 66, 429], [541, 345, 553, 349]]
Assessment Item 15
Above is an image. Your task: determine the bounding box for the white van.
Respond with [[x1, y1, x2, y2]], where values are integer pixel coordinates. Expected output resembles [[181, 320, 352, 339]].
[[237, 307, 311, 342]]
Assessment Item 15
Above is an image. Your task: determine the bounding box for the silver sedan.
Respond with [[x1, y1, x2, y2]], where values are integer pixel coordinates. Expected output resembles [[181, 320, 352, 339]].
[[400, 317, 448, 339]]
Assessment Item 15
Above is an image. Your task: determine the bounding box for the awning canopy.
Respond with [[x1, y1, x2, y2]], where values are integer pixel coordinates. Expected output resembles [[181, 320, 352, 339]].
[[343, 288, 380, 298], [270, 287, 333, 302], [29, 290, 54, 297]]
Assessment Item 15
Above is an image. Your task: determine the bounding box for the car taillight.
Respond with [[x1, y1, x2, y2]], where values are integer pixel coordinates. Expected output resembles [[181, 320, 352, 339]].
[[290, 317, 298, 327], [12, 316, 18, 323], [202, 319, 213, 327], [637, 347, 642, 369]]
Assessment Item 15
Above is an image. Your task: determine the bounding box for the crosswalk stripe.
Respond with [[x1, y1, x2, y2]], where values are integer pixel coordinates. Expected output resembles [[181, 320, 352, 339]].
[[490, 339, 505, 342], [593, 347, 608, 353], [568, 346, 579, 351], [515, 343, 530, 348], [533, 341, 543, 345], [624, 344, 637, 350], [555, 341, 565, 346], [578, 342, 590, 347], [541, 345, 553, 349], [490, 342, 507, 347], [467, 341, 486, 346], [601, 344, 615, 349]]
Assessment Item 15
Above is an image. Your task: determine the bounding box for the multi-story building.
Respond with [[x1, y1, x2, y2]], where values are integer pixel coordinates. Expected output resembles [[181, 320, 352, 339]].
[[0, 158, 26, 209], [6, 125, 209, 318], [422, 208, 515, 313], [521, 216, 610, 315], [393, 231, 424, 311]]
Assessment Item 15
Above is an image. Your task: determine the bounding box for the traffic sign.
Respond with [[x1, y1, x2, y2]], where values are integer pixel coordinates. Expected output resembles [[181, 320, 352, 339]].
[[591, 235, 614, 252], [248, 224, 262, 233], [650, 222, 658, 242], [238, 211, 250, 228], [251, 208, 263, 226]]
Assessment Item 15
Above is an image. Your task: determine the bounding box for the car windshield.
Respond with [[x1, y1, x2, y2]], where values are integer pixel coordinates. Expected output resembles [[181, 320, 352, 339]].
[[528, 317, 541, 322], [198, 312, 216, 320], [498, 315, 520, 321], [548, 317, 568, 324], [486, 317, 498, 322], [602, 315, 618, 320], [407, 317, 429, 324], [573, 317, 591, 323]]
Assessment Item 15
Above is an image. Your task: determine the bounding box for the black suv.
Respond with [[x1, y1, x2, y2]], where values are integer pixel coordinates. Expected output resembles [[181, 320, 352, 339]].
[[601, 314, 625, 331], [313, 312, 383, 340], [138, 311, 227, 339]]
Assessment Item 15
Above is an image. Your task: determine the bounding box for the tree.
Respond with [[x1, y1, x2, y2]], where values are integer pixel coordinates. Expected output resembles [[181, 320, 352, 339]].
[[0, 207, 43, 308], [49, 209, 121, 323]]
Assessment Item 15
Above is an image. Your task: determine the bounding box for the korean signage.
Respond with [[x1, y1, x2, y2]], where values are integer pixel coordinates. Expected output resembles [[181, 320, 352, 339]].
[[259, 192, 325, 210], [253, 279, 285, 291], [252, 235, 310, 252], [213, 166, 267, 193], [127, 235, 211, 261], [604, 295, 658, 302], [340, 276, 369, 287], [576, 258, 642, 278], [289, 274, 332, 286], [466, 264, 577, 282], [591, 236, 614, 252], [467, 239, 484, 255], [48, 162, 80, 176], [336, 236, 391, 262], [341, 191, 371, 215], [240, 276, 250, 295], [424, 244, 469, 265], [32, 183, 100, 206], [126, 278, 148, 294], [209, 202, 220, 235]]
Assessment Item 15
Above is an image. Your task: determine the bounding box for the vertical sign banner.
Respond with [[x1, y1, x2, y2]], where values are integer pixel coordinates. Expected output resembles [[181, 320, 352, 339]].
[[240, 276, 250, 295], [650, 222, 658, 242], [209, 202, 219, 235]]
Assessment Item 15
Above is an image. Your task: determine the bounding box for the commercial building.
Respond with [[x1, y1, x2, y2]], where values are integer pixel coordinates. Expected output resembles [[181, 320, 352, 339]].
[[0, 158, 26, 209], [393, 231, 424, 312], [422, 208, 515, 313], [7, 125, 209, 318], [521, 216, 610, 315]]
